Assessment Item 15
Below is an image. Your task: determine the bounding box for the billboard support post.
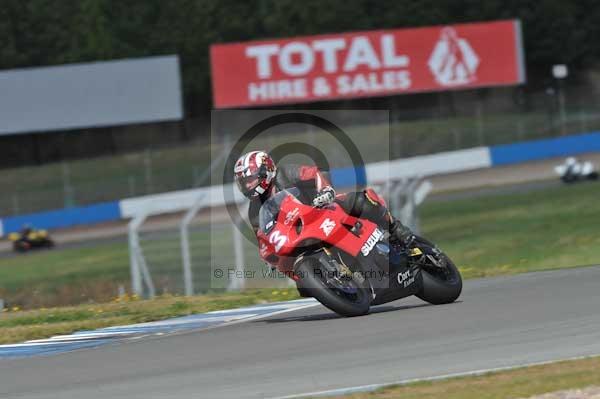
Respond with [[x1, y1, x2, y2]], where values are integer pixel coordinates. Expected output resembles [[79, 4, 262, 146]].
[[558, 82, 567, 135], [552, 64, 569, 135]]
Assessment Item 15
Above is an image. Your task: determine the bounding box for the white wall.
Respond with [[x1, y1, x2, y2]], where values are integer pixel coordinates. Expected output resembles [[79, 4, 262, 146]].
[[119, 148, 492, 218], [119, 184, 246, 219], [366, 147, 491, 183]]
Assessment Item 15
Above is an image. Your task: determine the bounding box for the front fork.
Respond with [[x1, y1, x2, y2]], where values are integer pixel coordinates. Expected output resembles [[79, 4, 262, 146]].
[[407, 236, 448, 271]]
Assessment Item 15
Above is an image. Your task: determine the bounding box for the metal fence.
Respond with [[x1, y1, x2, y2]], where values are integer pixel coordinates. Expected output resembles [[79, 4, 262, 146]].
[[129, 213, 285, 297]]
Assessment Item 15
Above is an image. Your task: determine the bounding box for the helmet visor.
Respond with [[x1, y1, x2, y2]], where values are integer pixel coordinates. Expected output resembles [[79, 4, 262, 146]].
[[236, 175, 260, 197]]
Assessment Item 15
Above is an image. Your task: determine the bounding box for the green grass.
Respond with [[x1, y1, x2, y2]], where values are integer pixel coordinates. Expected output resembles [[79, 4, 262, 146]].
[[420, 181, 600, 278], [0, 289, 300, 344], [333, 356, 600, 399], [0, 227, 266, 308], [0, 241, 130, 308]]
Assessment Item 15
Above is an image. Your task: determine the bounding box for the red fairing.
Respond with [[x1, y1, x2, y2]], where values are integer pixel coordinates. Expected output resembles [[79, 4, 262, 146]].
[[256, 192, 380, 273], [298, 165, 331, 191]]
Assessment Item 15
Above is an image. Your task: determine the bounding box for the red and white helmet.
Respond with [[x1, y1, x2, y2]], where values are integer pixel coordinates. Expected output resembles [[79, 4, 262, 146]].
[[234, 151, 277, 199]]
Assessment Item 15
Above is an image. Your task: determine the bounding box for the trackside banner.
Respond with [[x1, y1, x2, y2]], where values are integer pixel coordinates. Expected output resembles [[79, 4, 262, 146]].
[[210, 20, 525, 108]]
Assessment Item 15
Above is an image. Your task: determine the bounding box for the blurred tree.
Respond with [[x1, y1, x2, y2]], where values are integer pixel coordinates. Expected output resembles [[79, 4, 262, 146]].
[[0, 0, 598, 115]]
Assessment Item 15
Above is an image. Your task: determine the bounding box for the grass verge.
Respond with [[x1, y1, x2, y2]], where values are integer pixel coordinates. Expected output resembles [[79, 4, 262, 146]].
[[0, 289, 299, 345], [421, 181, 600, 279], [332, 356, 600, 399], [0, 241, 130, 308]]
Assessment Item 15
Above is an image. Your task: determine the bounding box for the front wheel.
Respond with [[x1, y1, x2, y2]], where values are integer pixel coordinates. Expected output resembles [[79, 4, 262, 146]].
[[295, 256, 371, 317], [415, 249, 462, 305]]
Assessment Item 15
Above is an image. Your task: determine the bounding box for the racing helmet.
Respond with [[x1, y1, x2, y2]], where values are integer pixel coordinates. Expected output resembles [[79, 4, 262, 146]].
[[234, 151, 277, 199]]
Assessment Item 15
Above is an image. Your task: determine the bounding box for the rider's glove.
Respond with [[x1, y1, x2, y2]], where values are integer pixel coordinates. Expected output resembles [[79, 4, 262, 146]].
[[312, 186, 336, 207]]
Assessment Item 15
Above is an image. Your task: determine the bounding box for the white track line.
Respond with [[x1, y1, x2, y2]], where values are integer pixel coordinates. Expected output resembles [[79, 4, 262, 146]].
[[185, 299, 320, 334], [0, 299, 320, 353], [86, 299, 322, 345], [270, 353, 600, 399]]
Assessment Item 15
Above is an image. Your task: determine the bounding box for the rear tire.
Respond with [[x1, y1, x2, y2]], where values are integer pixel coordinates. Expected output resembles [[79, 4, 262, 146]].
[[295, 257, 371, 317], [417, 253, 462, 305]]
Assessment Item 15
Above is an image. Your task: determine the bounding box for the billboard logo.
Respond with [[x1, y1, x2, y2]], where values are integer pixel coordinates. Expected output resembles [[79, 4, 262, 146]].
[[212, 20, 524, 107], [428, 27, 479, 86]]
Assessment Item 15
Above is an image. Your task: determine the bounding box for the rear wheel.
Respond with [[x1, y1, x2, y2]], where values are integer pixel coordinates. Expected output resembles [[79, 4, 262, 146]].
[[295, 256, 371, 317], [416, 252, 462, 304]]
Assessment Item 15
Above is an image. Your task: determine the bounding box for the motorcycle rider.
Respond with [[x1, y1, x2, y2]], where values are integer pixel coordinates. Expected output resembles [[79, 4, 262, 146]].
[[20, 224, 33, 240], [233, 150, 414, 246]]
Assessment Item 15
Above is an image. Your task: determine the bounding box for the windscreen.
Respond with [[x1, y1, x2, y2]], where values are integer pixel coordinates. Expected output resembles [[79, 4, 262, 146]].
[[258, 188, 300, 234]]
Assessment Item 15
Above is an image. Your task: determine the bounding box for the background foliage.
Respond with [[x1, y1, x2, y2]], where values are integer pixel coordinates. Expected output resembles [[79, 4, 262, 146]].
[[1, 0, 598, 116]]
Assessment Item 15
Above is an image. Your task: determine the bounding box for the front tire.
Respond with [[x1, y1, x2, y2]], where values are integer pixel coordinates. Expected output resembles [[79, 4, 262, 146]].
[[295, 257, 371, 317]]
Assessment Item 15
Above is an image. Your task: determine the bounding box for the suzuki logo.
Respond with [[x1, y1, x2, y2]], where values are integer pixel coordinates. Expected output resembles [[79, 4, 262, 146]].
[[428, 27, 479, 86], [360, 228, 384, 257]]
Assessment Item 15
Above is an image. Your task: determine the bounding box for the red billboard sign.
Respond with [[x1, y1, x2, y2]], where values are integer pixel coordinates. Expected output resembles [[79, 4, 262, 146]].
[[210, 20, 525, 108]]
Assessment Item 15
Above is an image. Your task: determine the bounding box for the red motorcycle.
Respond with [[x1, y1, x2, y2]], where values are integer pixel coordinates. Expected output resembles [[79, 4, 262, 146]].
[[257, 188, 462, 317]]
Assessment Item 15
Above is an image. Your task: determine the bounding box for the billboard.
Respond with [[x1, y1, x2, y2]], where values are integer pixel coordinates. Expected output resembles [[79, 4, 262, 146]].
[[0, 56, 183, 136], [210, 20, 525, 108]]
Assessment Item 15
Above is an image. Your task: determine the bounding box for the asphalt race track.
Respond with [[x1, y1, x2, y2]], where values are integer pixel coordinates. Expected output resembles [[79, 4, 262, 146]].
[[2, 266, 600, 399]]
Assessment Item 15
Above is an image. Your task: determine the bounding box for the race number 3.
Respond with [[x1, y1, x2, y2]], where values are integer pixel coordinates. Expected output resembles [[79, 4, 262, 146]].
[[269, 230, 287, 253]]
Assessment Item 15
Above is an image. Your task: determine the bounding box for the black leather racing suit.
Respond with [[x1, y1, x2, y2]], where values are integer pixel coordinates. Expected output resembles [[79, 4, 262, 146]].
[[248, 164, 396, 235]]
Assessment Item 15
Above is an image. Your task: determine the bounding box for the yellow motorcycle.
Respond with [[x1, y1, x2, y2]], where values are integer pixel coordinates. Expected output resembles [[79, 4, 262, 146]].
[[8, 229, 55, 253]]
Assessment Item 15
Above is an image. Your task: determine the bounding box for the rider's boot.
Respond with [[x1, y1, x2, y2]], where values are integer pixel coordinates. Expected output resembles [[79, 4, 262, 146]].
[[388, 217, 415, 248]]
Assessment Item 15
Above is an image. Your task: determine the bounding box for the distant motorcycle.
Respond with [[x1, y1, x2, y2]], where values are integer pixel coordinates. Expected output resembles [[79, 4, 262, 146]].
[[256, 187, 462, 317], [8, 229, 55, 253], [555, 157, 599, 183]]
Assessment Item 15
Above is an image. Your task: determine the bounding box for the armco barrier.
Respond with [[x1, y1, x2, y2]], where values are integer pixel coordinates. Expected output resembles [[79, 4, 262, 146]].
[[0, 201, 121, 235], [2, 131, 600, 236], [119, 166, 367, 219], [490, 131, 600, 166], [330, 166, 367, 188], [366, 147, 491, 184], [119, 184, 237, 219]]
